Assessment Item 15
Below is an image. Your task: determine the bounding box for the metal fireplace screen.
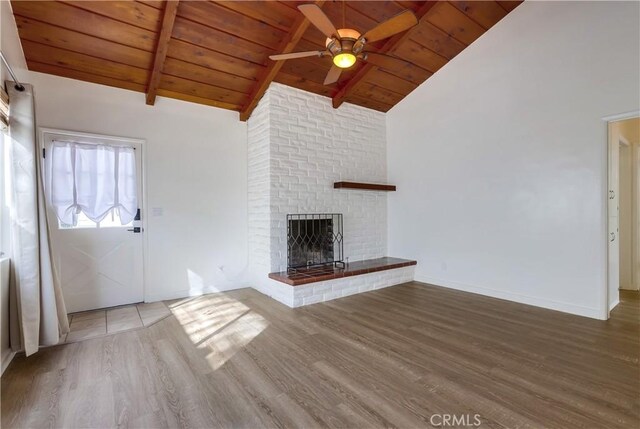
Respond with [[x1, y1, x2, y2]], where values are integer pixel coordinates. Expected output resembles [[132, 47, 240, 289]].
[[287, 214, 344, 271]]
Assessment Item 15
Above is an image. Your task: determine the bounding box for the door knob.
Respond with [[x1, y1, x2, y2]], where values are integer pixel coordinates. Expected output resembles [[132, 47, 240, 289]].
[[127, 227, 142, 233]]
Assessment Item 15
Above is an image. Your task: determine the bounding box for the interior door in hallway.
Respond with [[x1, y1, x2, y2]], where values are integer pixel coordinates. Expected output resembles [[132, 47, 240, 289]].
[[608, 123, 621, 310]]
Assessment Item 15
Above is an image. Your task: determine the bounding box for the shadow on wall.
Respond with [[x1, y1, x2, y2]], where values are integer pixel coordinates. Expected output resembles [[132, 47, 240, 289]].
[[186, 265, 249, 297]]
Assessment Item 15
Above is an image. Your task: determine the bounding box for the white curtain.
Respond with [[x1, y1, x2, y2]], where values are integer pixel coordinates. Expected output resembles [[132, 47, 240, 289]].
[[48, 141, 137, 226], [7, 83, 69, 356]]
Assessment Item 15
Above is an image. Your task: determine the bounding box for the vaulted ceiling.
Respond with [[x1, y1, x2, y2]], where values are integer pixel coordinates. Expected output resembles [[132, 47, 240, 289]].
[[11, 1, 521, 120]]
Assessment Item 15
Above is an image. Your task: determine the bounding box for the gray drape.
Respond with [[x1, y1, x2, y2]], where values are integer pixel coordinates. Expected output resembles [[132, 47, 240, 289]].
[[7, 82, 69, 356]]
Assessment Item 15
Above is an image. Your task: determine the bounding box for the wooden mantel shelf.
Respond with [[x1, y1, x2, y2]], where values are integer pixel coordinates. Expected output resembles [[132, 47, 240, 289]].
[[334, 181, 396, 191]]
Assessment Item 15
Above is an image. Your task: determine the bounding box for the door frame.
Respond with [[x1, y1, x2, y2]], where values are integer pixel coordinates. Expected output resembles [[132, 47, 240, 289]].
[[38, 127, 149, 305], [602, 110, 640, 318]]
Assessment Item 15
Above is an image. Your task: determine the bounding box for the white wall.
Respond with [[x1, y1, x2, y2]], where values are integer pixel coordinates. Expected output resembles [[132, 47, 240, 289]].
[[24, 72, 249, 302], [387, 1, 640, 319]]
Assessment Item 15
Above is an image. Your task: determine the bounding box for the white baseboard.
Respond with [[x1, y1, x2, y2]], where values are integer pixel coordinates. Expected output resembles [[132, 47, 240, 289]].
[[415, 275, 604, 320], [609, 298, 620, 311], [1, 350, 16, 375]]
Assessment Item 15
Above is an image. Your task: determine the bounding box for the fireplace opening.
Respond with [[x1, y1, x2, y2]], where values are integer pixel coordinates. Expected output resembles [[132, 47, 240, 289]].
[[287, 214, 344, 271]]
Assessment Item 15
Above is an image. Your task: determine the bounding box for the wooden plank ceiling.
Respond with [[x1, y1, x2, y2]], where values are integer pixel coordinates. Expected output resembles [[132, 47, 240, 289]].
[[11, 0, 522, 120]]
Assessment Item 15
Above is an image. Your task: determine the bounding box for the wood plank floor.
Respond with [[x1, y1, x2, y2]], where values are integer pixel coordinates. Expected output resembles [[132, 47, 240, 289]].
[[2, 282, 638, 428]]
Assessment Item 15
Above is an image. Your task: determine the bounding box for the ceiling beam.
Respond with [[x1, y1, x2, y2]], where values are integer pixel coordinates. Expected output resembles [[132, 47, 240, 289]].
[[331, 1, 437, 109], [146, 0, 179, 106], [239, 1, 325, 122]]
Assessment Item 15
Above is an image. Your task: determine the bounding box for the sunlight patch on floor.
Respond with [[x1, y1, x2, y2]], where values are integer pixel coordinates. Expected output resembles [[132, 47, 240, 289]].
[[170, 292, 269, 371]]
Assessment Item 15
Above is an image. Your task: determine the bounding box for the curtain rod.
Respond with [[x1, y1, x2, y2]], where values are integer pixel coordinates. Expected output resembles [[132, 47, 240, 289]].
[[0, 51, 25, 92]]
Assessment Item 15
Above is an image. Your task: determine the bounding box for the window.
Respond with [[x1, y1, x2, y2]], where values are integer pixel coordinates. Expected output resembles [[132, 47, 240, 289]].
[[0, 130, 9, 255], [45, 140, 138, 229]]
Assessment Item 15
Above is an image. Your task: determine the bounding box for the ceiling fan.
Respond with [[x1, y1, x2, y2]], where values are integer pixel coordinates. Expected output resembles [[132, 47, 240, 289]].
[[269, 4, 418, 85]]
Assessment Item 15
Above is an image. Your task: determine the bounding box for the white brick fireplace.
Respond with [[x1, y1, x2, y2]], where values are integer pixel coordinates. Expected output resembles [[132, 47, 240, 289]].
[[247, 83, 414, 306]]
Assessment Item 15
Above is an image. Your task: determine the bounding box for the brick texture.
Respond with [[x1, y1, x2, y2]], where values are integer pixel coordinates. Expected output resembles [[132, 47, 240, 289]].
[[248, 83, 402, 306], [292, 266, 415, 307]]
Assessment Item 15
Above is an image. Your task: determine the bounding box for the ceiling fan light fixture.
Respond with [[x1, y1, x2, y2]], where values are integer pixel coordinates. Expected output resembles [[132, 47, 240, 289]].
[[272, 5, 418, 85], [326, 30, 360, 69], [333, 52, 356, 69]]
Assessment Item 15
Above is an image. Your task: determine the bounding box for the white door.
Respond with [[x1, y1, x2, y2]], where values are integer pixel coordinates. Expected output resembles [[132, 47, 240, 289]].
[[608, 124, 621, 311], [42, 130, 145, 313]]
